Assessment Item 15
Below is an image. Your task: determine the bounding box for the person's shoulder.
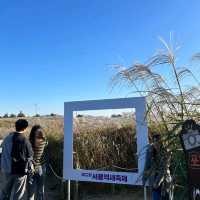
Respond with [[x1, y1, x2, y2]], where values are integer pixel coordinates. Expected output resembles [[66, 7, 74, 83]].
[[14, 133, 28, 144], [2, 132, 14, 143]]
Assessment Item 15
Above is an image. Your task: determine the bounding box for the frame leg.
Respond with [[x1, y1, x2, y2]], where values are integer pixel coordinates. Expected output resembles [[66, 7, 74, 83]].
[[68, 180, 71, 200], [144, 186, 147, 200]]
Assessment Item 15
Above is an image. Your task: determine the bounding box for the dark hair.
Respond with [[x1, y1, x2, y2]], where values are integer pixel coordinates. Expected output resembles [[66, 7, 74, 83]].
[[152, 133, 161, 141], [182, 119, 198, 131], [15, 119, 28, 132], [29, 125, 44, 147]]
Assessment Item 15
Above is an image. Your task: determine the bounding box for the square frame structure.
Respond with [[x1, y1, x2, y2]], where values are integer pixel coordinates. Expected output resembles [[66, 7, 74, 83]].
[[63, 97, 148, 185]]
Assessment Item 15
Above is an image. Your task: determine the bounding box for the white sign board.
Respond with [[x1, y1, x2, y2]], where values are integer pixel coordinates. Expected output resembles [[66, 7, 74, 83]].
[[182, 130, 200, 151], [63, 97, 148, 185]]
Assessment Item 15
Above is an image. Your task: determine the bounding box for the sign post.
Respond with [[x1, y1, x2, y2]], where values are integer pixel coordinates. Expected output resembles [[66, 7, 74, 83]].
[[144, 186, 147, 200], [68, 180, 70, 200], [180, 119, 200, 200]]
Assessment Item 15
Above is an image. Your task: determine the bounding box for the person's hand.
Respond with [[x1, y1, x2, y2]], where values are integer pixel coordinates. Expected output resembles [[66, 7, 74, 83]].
[[29, 162, 35, 175]]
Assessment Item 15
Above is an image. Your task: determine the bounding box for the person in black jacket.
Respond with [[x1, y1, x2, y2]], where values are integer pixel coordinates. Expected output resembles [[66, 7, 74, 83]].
[[0, 119, 33, 200]]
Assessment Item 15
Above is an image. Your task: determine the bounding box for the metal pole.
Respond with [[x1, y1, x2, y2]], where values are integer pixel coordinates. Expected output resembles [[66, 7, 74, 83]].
[[74, 181, 79, 200], [111, 183, 115, 194], [144, 186, 147, 200], [68, 180, 71, 200]]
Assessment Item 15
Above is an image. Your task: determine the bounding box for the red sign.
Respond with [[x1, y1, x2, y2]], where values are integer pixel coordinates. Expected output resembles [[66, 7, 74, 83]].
[[189, 152, 200, 169]]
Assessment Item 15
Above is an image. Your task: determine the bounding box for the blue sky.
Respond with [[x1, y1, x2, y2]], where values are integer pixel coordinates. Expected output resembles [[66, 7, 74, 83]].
[[0, 0, 200, 115]]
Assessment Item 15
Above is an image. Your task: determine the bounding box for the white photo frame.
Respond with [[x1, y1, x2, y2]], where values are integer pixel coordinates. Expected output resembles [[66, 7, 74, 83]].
[[63, 97, 148, 185]]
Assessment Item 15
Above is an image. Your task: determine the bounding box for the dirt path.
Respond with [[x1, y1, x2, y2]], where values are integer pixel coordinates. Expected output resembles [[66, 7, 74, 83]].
[[83, 191, 149, 200], [0, 173, 149, 200], [0, 173, 60, 200], [72, 184, 150, 200]]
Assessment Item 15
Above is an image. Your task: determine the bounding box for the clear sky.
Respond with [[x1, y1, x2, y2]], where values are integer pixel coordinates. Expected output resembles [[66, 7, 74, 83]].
[[0, 0, 200, 115]]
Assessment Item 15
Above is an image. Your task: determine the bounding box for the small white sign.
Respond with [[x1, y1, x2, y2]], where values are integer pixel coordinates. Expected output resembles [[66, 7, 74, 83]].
[[182, 130, 200, 151], [63, 97, 148, 185]]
